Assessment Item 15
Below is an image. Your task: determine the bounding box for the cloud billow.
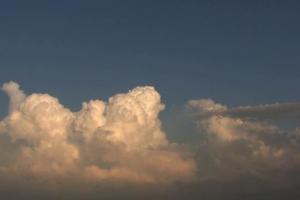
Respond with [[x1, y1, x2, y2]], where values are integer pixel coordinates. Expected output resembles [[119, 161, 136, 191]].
[[0, 81, 196, 185], [188, 99, 300, 185], [1, 82, 300, 199]]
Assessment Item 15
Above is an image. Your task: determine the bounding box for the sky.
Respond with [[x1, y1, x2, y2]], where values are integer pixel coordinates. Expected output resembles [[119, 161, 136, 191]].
[[1, 1, 300, 199]]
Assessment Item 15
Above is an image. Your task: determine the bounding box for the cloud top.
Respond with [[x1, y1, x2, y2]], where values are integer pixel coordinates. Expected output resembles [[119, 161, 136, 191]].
[[1, 81, 26, 112]]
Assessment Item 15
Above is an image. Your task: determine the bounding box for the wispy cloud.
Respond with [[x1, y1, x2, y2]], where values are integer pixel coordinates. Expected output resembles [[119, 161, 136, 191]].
[[188, 99, 300, 120]]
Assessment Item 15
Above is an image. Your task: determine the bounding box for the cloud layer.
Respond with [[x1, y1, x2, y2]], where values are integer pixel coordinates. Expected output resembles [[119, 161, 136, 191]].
[[1, 82, 300, 199]]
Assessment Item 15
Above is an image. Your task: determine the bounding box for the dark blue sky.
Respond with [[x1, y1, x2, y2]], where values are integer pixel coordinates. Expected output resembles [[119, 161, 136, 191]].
[[1, 0, 300, 118]]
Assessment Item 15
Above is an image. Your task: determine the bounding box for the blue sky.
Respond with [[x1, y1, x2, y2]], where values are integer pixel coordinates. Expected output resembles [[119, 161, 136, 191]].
[[1, 0, 300, 116]]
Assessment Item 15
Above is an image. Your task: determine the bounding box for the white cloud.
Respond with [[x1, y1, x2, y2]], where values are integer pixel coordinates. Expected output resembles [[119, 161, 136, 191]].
[[0, 81, 196, 184], [1, 81, 26, 112]]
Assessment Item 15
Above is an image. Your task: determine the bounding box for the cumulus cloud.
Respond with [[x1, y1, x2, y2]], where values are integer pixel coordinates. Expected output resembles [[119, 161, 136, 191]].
[[189, 98, 300, 184], [2, 82, 300, 199], [0, 81, 196, 184], [1, 81, 26, 112]]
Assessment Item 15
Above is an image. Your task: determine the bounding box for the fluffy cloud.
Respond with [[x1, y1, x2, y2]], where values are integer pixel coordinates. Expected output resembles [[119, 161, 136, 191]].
[[1, 81, 26, 112], [0, 81, 196, 184], [189, 99, 300, 183], [2, 82, 300, 199]]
